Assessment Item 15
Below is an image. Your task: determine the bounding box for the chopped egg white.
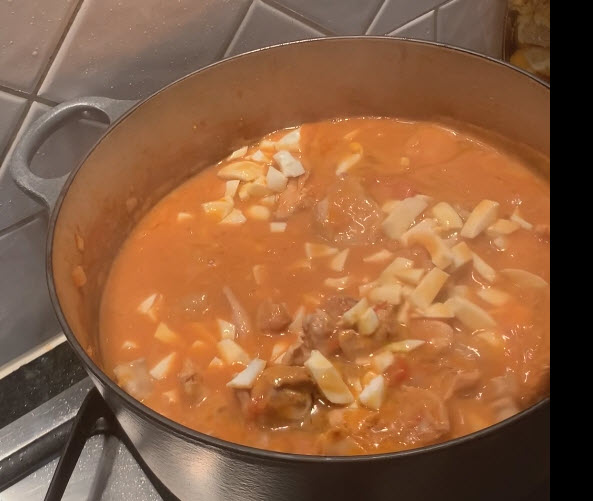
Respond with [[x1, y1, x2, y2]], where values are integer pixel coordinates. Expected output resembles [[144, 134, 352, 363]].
[[390, 267, 425, 285], [275, 129, 301, 151], [273, 150, 305, 177], [121, 340, 138, 350], [477, 287, 511, 306], [431, 202, 463, 230], [208, 357, 224, 369], [227, 145, 248, 160], [304, 350, 354, 405], [329, 249, 350, 272], [385, 339, 426, 352], [357, 307, 380, 335], [407, 231, 454, 269], [400, 218, 438, 246], [217, 319, 236, 340], [446, 297, 496, 330], [246, 205, 271, 220], [382, 257, 414, 275], [252, 264, 266, 285], [343, 298, 370, 325], [472, 252, 496, 283], [249, 149, 268, 162], [260, 195, 277, 207], [176, 212, 194, 222], [154, 322, 181, 345], [324, 276, 351, 290], [487, 218, 520, 236], [137, 293, 158, 316], [266, 166, 288, 192], [217, 339, 250, 365], [460, 200, 500, 238], [510, 207, 533, 230], [500, 268, 549, 288], [371, 351, 395, 373], [305, 242, 338, 259], [270, 341, 289, 362], [418, 302, 454, 318], [220, 209, 247, 225], [336, 152, 362, 176], [225, 180, 240, 198], [270, 222, 287, 233], [227, 359, 266, 389], [202, 199, 234, 220], [368, 284, 402, 305], [149, 353, 177, 380], [238, 176, 271, 200], [358, 374, 386, 410], [288, 306, 306, 335], [381, 195, 430, 240], [451, 241, 474, 269], [409, 267, 449, 310], [363, 249, 393, 263], [218, 161, 264, 181]]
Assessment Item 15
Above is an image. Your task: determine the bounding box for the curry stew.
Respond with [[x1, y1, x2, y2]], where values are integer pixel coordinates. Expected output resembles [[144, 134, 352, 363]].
[[98, 118, 550, 455]]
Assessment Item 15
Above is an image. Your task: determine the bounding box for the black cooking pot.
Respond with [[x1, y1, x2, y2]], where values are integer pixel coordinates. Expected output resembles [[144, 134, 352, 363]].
[[10, 38, 550, 501]]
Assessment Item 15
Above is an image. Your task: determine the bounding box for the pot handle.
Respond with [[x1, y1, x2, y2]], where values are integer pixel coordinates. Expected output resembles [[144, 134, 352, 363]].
[[9, 97, 137, 211]]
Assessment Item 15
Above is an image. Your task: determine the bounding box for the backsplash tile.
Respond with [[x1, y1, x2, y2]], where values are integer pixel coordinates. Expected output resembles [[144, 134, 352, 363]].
[[38, 0, 251, 102], [389, 10, 435, 41], [0, 0, 79, 92], [226, 1, 323, 57], [0, 0, 516, 367], [0, 102, 106, 231], [0, 91, 26, 154], [0, 215, 61, 367], [274, 0, 383, 35], [437, 0, 507, 58], [368, 0, 445, 35]]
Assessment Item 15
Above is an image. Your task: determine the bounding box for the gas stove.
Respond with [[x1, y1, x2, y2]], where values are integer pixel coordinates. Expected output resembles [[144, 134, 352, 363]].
[[0, 342, 549, 501]]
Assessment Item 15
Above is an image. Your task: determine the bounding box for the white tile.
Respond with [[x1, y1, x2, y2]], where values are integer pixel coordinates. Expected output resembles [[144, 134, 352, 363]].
[[437, 0, 507, 58], [0, 91, 26, 154], [0, 0, 79, 92], [39, 0, 251, 102], [275, 0, 383, 35], [0, 215, 61, 367], [0, 102, 106, 231], [389, 11, 436, 41], [226, 1, 324, 58], [368, 0, 445, 35]]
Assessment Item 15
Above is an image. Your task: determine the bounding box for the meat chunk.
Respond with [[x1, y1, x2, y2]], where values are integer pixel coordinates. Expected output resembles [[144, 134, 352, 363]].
[[250, 366, 316, 426], [178, 359, 204, 404], [391, 386, 450, 446], [302, 309, 335, 350], [444, 370, 481, 400], [313, 179, 382, 245], [317, 428, 364, 455], [407, 319, 454, 354], [482, 375, 520, 422], [257, 299, 292, 333], [275, 174, 313, 220], [280, 337, 310, 366], [338, 329, 380, 359], [113, 359, 152, 400], [322, 295, 358, 321]]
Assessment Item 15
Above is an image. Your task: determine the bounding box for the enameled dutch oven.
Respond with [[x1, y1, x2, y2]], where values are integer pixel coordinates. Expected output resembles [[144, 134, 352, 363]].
[[10, 38, 550, 501]]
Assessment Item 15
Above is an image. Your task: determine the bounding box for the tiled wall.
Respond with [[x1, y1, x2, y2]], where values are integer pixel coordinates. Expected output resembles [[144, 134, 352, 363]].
[[0, 0, 507, 367]]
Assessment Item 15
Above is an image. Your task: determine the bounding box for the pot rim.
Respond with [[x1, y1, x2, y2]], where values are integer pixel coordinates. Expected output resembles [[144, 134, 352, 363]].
[[46, 36, 550, 463]]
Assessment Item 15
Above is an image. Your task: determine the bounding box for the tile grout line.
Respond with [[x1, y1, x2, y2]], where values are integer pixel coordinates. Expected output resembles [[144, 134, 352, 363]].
[[0, 85, 58, 107], [364, 0, 389, 35], [369, 0, 452, 36], [217, 0, 256, 60], [261, 0, 337, 36], [0, 210, 46, 240], [0, 0, 84, 167]]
